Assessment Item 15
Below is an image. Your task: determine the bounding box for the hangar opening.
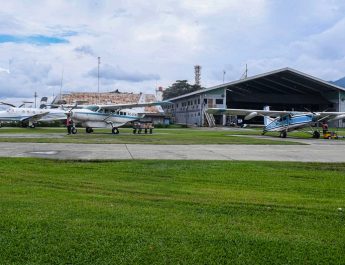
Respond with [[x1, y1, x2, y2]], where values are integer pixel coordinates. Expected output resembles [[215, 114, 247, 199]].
[[224, 68, 344, 125]]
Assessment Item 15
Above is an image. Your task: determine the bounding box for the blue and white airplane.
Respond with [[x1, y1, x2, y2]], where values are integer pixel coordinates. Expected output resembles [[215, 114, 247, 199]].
[[69, 101, 170, 134], [207, 106, 345, 138]]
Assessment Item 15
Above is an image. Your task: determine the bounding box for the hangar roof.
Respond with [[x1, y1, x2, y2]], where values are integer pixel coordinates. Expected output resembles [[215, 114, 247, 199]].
[[168, 67, 345, 101]]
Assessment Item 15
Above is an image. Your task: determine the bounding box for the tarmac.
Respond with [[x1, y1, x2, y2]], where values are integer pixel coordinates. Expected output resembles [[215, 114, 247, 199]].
[[0, 135, 344, 162]]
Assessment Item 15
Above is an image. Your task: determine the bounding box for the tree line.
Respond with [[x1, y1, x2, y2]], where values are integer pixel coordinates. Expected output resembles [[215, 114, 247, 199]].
[[162, 80, 203, 100]]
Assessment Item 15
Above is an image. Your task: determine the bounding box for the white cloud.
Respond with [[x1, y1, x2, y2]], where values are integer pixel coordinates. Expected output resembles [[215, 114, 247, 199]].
[[1, 0, 345, 102]]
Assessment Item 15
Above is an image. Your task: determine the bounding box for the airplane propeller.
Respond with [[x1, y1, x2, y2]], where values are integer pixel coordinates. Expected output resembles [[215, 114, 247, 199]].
[[64, 103, 78, 118]]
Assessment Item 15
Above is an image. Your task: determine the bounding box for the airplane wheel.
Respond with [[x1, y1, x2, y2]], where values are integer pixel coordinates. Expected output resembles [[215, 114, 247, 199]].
[[313, 131, 320, 139], [71, 127, 77, 134], [112, 127, 119, 134], [29, 124, 36, 128], [86, 127, 93, 133], [280, 131, 287, 138]]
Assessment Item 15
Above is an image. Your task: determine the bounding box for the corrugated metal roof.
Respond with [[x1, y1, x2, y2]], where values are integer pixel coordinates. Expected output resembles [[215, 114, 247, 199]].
[[54, 92, 163, 113], [167, 67, 345, 101]]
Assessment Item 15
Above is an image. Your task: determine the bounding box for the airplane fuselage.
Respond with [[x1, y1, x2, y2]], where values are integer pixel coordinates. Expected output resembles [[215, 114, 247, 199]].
[[0, 107, 65, 122], [264, 113, 317, 133], [70, 108, 140, 128]]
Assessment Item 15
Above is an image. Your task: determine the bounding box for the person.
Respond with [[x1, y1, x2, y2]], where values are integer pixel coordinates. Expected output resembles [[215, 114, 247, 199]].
[[322, 122, 329, 134], [66, 113, 72, 135]]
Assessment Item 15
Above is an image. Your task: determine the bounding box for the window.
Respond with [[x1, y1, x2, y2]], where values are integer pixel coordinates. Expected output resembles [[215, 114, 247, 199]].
[[198, 98, 200, 104], [216, 99, 223, 105], [204, 98, 207, 104]]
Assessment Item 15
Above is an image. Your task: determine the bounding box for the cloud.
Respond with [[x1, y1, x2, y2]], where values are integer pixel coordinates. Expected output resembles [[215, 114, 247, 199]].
[[87, 64, 160, 82], [1, 0, 345, 102], [74, 45, 95, 56], [0, 67, 10, 74]]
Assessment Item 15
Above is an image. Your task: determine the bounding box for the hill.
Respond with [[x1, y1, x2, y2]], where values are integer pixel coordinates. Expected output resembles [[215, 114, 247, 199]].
[[332, 76, 345, 88]]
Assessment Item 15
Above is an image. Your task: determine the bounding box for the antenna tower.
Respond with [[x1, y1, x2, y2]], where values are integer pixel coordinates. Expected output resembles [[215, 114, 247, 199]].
[[194, 65, 201, 86]]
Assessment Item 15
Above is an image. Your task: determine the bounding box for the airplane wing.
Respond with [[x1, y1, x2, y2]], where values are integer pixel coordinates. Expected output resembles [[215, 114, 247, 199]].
[[97, 101, 172, 110], [206, 108, 297, 120], [315, 112, 345, 122], [0, 102, 16, 108], [20, 112, 50, 122], [207, 108, 345, 122]]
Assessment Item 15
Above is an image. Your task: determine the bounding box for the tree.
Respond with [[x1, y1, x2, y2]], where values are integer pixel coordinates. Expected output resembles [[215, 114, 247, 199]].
[[162, 80, 202, 100]]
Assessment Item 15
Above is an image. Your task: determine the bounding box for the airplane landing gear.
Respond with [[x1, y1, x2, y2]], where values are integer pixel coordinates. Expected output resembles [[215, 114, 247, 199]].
[[280, 131, 287, 138], [86, 127, 93, 133], [312, 130, 320, 139], [71, 127, 77, 134], [29, 124, 36, 128], [112, 127, 119, 134]]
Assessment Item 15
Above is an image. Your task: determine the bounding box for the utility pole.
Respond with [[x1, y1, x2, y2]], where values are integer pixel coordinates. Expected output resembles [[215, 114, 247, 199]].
[[60, 69, 64, 100], [34, 91, 38, 108], [98, 56, 101, 104]]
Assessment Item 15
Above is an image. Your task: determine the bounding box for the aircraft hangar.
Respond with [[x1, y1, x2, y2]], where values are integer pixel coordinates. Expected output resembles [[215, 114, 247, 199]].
[[164, 67, 345, 127]]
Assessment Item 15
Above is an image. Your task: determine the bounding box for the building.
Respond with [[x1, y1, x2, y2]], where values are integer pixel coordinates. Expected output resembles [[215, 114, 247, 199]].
[[163, 68, 345, 127], [52, 90, 166, 124]]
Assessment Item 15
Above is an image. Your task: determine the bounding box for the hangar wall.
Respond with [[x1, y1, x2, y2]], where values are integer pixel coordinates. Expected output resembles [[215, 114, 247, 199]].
[[164, 88, 226, 126]]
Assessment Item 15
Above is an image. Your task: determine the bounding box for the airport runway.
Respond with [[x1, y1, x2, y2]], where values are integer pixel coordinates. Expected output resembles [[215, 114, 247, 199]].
[[0, 140, 344, 162]]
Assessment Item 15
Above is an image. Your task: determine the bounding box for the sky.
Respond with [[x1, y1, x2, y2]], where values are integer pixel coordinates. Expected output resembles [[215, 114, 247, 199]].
[[1, 0, 345, 102]]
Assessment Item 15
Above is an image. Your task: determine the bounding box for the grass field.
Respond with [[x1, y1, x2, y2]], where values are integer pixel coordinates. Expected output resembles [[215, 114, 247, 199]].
[[0, 127, 308, 145], [1, 158, 345, 264]]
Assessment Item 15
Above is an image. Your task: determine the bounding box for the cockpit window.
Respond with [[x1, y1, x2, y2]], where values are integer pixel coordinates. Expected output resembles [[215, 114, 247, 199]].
[[85, 106, 99, 112]]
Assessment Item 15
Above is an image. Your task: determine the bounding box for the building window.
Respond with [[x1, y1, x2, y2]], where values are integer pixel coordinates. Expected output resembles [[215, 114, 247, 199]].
[[216, 99, 223, 105], [204, 98, 207, 104], [198, 98, 200, 104]]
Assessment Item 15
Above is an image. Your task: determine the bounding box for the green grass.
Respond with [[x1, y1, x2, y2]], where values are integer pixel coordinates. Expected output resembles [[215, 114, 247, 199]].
[[0, 127, 304, 145], [1, 158, 345, 264]]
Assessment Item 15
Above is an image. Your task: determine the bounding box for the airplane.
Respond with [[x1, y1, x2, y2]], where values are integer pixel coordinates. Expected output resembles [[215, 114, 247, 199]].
[[68, 101, 171, 134], [207, 106, 345, 138], [0, 102, 67, 128]]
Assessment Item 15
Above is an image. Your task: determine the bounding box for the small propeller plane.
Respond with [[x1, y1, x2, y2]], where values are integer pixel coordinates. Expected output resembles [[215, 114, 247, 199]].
[[68, 101, 170, 134], [0, 102, 67, 128], [207, 106, 345, 138]]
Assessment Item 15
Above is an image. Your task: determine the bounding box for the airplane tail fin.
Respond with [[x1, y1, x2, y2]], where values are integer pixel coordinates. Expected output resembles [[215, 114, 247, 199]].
[[263, 105, 274, 126]]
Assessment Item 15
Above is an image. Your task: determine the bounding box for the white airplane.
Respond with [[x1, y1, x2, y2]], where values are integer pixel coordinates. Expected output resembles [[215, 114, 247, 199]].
[[0, 102, 67, 128], [69, 101, 170, 134], [207, 107, 345, 138]]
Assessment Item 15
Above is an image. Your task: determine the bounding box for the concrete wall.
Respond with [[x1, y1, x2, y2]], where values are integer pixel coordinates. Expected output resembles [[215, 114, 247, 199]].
[[164, 88, 226, 126]]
